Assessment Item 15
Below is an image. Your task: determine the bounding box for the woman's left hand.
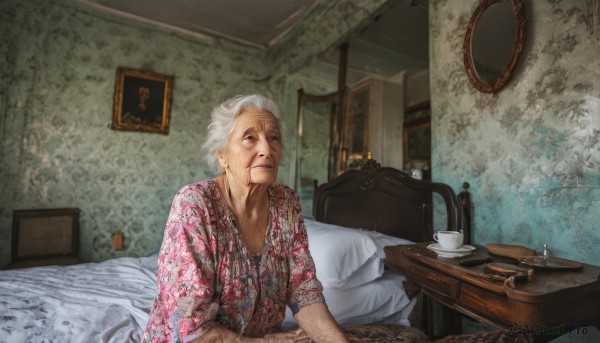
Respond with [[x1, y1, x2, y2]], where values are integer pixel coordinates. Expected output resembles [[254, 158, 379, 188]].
[[262, 328, 312, 343]]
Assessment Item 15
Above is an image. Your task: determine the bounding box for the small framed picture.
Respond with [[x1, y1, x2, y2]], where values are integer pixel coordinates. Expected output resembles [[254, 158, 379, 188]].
[[111, 67, 173, 135]]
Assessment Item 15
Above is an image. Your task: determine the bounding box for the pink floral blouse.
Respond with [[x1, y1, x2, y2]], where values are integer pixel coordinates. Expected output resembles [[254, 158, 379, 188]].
[[143, 180, 324, 343]]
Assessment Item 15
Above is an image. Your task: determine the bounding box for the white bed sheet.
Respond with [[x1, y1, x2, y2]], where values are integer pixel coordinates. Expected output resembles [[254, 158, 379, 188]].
[[0, 254, 158, 343]]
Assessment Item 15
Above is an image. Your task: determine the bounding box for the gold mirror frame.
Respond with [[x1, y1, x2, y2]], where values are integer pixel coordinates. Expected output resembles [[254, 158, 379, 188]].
[[463, 0, 527, 93]]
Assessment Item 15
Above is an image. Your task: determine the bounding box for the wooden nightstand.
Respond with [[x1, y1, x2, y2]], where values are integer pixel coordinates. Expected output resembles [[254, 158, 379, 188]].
[[384, 243, 600, 342]]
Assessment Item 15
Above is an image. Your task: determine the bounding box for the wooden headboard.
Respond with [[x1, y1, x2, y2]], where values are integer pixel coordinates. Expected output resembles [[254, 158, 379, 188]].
[[313, 159, 461, 243]]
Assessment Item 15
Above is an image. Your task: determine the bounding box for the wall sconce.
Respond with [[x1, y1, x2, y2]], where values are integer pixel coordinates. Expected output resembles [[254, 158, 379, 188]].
[[112, 231, 124, 251]]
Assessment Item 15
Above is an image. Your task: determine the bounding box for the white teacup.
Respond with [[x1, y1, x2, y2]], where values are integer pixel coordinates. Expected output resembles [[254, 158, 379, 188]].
[[433, 231, 464, 250]]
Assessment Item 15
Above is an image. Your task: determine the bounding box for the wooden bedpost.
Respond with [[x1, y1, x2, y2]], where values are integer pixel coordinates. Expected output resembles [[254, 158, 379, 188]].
[[458, 182, 472, 245]]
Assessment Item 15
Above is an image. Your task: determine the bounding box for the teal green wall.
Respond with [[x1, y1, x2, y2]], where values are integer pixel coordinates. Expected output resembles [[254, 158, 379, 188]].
[[431, 1, 600, 264], [0, 0, 386, 267]]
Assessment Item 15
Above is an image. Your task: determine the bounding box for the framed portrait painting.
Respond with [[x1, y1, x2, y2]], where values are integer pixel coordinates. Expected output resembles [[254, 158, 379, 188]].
[[111, 67, 173, 134]]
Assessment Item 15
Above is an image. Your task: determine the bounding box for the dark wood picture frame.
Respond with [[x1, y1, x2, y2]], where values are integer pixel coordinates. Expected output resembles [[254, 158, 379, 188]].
[[111, 67, 173, 135], [403, 102, 431, 169]]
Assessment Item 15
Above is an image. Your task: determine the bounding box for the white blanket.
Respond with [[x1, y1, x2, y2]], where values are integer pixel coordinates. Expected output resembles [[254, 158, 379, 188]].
[[0, 255, 158, 343]]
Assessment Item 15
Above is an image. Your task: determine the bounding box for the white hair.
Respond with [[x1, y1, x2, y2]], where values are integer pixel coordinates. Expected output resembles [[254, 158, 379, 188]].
[[201, 94, 285, 174]]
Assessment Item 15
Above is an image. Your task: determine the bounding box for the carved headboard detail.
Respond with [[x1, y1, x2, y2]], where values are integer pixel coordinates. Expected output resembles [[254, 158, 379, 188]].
[[357, 158, 381, 190]]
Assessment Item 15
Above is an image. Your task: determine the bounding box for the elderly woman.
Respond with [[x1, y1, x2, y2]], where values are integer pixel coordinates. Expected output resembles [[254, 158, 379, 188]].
[[143, 94, 349, 343]]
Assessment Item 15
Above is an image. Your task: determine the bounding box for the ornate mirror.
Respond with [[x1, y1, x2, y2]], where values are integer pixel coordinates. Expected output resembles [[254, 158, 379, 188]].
[[463, 0, 526, 93]]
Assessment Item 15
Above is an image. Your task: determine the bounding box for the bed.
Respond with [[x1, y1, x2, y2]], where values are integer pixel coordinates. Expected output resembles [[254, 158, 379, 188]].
[[0, 159, 463, 343]]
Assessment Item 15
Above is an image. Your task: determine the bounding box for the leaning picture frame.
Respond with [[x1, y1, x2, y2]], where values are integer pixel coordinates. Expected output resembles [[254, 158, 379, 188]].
[[111, 67, 173, 135]]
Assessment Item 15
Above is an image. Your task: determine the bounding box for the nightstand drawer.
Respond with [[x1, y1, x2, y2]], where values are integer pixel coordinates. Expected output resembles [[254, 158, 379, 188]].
[[460, 283, 510, 323], [391, 256, 461, 300]]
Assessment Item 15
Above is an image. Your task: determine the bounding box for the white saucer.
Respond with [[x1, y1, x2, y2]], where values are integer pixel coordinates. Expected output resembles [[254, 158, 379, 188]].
[[431, 250, 473, 258], [427, 243, 476, 256], [427, 243, 475, 258]]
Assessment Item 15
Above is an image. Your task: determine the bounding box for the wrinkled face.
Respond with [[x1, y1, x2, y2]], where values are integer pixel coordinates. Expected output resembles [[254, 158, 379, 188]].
[[218, 110, 281, 185]]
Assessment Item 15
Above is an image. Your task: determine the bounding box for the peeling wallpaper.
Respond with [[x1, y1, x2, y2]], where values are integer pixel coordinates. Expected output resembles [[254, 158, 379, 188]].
[[431, 0, 600, 264], [0, 0, 383, 266]]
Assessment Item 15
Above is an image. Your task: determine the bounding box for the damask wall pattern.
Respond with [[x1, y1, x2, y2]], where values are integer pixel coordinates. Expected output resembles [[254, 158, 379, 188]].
[[0, 0, 272, 266], [430, 0, 600, 263], [0, 0, 384, 267]]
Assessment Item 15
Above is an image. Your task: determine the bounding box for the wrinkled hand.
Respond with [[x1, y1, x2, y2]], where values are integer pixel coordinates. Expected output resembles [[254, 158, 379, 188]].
[[262, 328, 312, 343]]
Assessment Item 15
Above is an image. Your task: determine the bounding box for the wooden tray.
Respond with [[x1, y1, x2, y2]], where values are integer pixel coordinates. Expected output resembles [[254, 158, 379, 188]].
[[519, 256, 583, 270], [484, 243, 537, 259]]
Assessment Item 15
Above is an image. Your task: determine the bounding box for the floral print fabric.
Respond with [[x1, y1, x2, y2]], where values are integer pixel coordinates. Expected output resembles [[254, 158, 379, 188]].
[[143, 180, 324, 343]]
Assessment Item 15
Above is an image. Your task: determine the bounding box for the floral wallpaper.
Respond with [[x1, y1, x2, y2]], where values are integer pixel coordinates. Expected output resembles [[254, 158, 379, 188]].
[[0, 0, 384, 266], [431, 0, 600, 264]]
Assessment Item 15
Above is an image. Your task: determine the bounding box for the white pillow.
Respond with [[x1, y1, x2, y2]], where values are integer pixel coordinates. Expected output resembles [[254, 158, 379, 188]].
[[283, 269, 413, 329], [364, 229, 413, 256], [304, 219, 382, 289]]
